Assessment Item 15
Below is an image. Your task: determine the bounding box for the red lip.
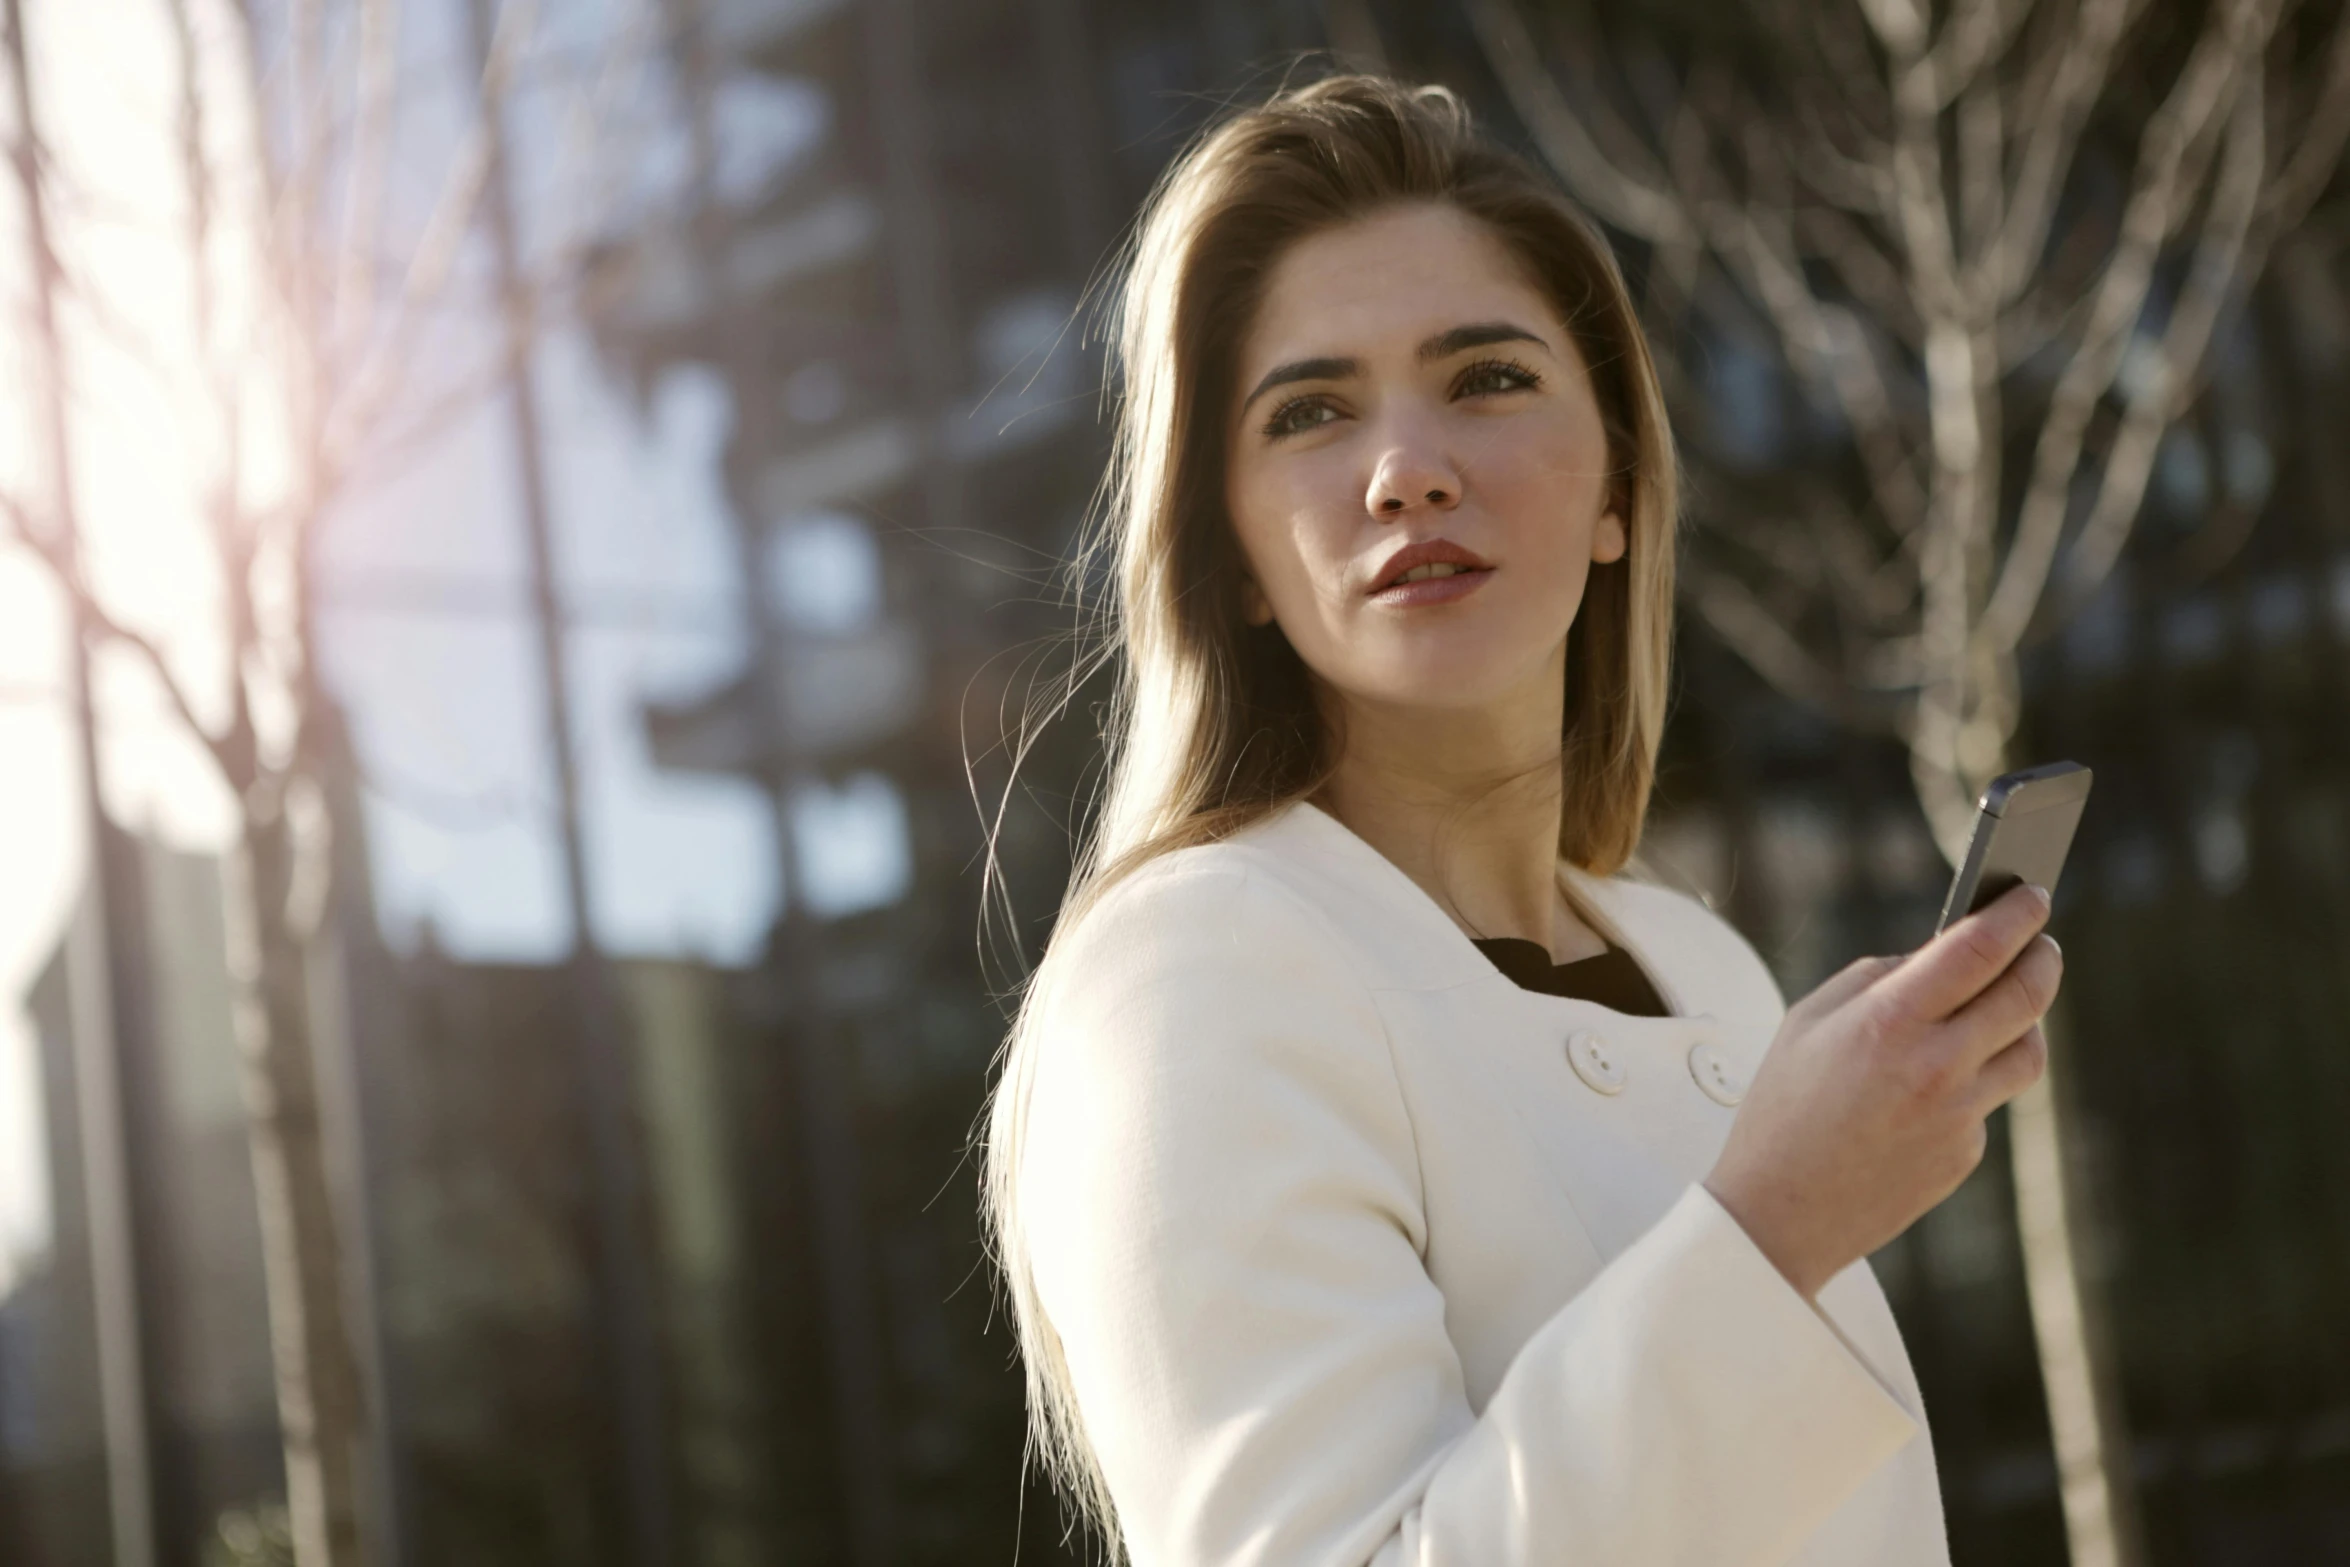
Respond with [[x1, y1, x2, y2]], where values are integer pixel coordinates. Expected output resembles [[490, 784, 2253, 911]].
[[1368, 537, 1495, 595]]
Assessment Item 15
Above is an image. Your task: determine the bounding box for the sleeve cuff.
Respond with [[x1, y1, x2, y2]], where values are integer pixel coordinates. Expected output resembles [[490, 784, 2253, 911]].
[[1653, 1183, 1922, 1536], [1687, 1183, 1924, 1419], [1489, 1182, 1923, 1563]]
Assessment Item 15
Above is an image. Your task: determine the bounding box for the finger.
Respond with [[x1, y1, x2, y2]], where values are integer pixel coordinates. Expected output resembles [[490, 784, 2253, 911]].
[[1971, 1021, 2049, 1114], [1876, 881, 2051, 1023], [1941, 935, 2063, 1067], [1799, 952, 1905, 1019]]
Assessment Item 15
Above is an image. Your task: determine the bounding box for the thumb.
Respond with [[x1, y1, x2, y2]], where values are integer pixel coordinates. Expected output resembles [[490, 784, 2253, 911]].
[[1798, 951, 1905, 1020]]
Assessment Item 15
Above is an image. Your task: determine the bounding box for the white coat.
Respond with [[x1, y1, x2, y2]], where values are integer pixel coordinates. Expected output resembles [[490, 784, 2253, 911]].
[[1016, 799, 1951, 1566]]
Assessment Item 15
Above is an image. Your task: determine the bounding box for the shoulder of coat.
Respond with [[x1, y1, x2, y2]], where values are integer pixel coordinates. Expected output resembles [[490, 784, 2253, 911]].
[[1054, 804, 1486, 994], [1041, 832, 1352, 984]]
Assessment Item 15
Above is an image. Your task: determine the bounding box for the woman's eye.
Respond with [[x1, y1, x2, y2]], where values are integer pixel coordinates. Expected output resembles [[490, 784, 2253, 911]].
[[1259, 364, 1535, 437], [1454, 357, 1543, 398], [1263, 396, 1340, 438]]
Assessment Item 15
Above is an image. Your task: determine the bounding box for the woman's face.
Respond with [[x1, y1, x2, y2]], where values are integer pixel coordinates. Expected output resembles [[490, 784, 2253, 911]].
[[1223, 202, 1625, 720]]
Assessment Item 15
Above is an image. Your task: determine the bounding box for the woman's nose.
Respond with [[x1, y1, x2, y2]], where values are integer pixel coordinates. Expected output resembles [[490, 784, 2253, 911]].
[[1365, 437, 1462, 519]]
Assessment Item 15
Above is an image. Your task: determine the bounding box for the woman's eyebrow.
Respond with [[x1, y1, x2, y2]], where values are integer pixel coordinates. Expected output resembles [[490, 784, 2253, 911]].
[[1417, 320, 1548, 361], [1240, 322, 1552, 418], [1241, 355, 1357, 414]]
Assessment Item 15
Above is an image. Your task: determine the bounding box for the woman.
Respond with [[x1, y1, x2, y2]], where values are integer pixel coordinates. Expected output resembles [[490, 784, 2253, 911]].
[[983, 74, 2059, 1566]]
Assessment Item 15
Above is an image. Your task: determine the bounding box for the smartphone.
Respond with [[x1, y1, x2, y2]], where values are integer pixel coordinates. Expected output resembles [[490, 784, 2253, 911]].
[[1935, 761, 2094, 934]]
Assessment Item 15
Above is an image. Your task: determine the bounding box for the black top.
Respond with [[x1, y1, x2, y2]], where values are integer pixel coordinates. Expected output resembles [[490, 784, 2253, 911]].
[[1471, 936, 1672, 1018]]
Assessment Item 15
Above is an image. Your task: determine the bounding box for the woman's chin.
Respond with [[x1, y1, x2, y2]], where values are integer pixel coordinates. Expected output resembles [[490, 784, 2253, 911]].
[[1341, 630, 1557, 707]]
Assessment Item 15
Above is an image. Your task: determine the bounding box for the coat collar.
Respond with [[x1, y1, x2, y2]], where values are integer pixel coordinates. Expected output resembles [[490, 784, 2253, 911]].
[[1223, 799, 1695, 1015]]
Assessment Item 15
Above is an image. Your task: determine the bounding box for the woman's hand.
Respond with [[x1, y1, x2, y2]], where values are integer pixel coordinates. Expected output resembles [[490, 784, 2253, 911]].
[[1703, 881, 2061, 1300]]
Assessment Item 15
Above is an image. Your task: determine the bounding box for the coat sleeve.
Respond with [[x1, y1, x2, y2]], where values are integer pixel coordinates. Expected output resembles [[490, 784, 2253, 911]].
[[1017, 858, 1920, 1567]]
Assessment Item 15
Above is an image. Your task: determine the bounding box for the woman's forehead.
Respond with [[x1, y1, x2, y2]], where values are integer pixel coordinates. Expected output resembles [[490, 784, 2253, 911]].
[[1240, 205, 1568, 374]]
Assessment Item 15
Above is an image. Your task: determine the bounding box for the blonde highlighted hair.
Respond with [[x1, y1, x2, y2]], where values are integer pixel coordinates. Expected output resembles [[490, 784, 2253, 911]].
[[981, 72, 1682, 1552]]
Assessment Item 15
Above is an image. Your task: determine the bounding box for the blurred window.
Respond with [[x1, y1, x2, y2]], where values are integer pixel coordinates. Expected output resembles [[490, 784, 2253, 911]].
[[790, 772, 911, 918], [766, 512, 883, 634]]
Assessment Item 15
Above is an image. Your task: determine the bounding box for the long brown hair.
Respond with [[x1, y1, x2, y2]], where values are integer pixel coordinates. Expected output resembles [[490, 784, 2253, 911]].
[[982, 71, 1682, 1550]]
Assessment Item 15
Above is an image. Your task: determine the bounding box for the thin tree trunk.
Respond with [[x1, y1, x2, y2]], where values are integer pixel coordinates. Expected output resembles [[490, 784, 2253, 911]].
[[2010, 1012, 2144, 1567], [222, 794, 366, 1567], [1918, 735, 2142, 1567]]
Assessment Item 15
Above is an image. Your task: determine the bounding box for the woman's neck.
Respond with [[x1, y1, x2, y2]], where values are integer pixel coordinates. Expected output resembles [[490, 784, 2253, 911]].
[[1312, 666, 1604, 964]]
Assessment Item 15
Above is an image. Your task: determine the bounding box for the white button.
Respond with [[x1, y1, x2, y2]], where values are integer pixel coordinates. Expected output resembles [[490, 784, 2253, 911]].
[[1566, 1030, 1626, 1095], [1688, 1041, 1747, 1107]]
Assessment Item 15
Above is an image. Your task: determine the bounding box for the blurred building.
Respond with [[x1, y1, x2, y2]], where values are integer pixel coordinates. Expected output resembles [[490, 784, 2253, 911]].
[[3, 836, 279, 1566]]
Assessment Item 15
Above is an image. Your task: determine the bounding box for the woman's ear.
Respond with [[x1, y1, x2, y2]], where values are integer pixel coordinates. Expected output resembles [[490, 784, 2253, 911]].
[[1592, 509, 1628, 565], [1241, 575, 1276, 626]]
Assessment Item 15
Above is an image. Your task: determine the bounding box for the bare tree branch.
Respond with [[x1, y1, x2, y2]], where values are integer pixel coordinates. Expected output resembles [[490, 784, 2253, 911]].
[[2058, 76, 2269, 611], [166, 0, 265, 789], [1991, 0, 2147, 306], [1785, 91, 1897, 216], [1795, 0, 1896, 147], [1794, 203, 1918, 343], [1916, 0, 2033, 116], [0, 489, 243, 783], [1461, 0, 1697, 244], [1648, 67, 1939, 538], [331, 0, 401, 362], [1742, 221, 1936, 538], [1979, 0, 2280, 651], [1855, 0, 1927, 61], [1954, 49, 2007, 263], [1686, 564, 1895, 730], [322, 0, 537, 475], [1994, 218, 2113, 369], [2254, 3, 2350, 235]]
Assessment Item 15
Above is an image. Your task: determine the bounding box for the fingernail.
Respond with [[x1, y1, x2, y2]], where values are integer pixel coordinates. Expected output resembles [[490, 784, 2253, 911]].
[[2028, 884, 2053, 909]]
